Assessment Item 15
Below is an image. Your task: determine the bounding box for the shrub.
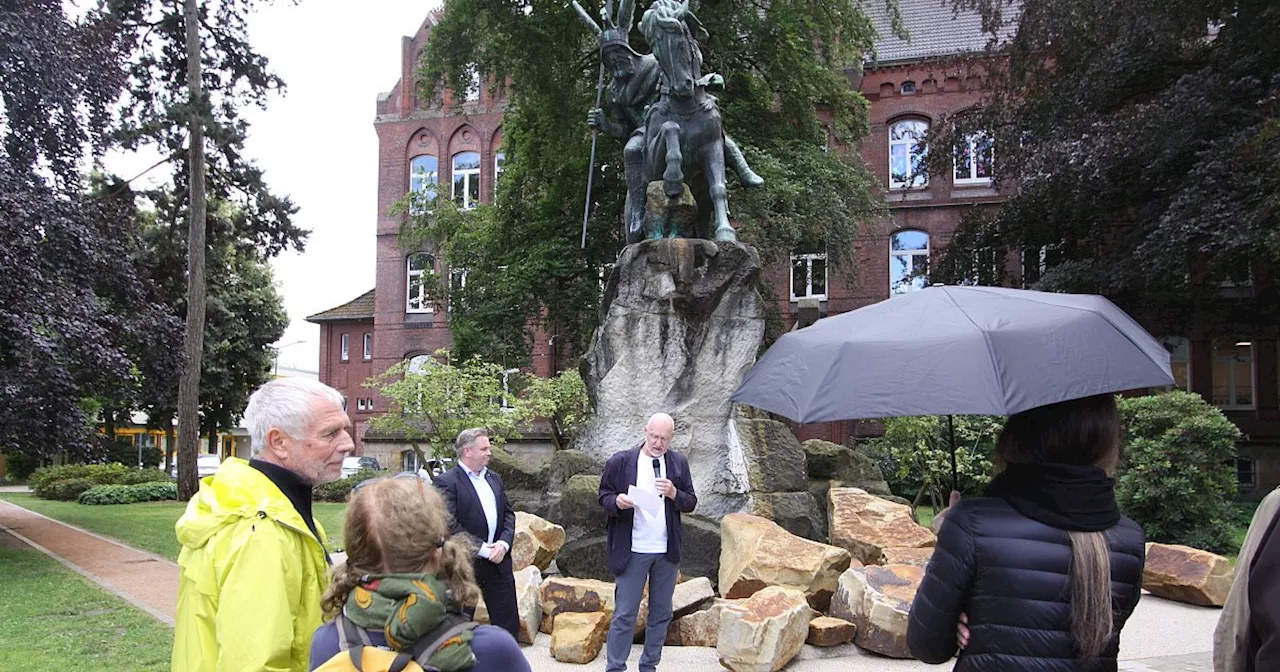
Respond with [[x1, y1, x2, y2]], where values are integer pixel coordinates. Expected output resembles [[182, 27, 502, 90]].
[[1116, 391, 1240, 553], [865, 415, 1003, 507], [120, 469, 173, 485], [78, 482, 179, 505], [30, 463, 129, 497], [313, 468, 389, 502], [4, 451, 39, 480], [46, 478, 96, 501], [105, 441, 164, 470]]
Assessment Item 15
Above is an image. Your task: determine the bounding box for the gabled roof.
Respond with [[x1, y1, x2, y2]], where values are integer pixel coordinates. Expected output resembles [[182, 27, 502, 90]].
[[305, 289, 376, 323], [865, 0, 1020, 65]]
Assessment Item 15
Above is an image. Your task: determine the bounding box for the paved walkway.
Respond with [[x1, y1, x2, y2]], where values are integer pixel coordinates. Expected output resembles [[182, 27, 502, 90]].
[[0, 498, 1219, 671]]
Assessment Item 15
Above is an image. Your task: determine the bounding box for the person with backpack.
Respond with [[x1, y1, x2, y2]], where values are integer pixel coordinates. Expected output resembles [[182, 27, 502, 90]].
[[309, 476, 530, 672], [907, 394, 1147, 671]]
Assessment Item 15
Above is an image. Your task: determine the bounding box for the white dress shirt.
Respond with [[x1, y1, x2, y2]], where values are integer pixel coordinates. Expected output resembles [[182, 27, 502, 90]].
[[461, 463, 507, 558]]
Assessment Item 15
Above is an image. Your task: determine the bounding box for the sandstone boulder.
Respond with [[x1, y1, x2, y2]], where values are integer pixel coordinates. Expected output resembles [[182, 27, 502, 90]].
[[545, 449, 604, 496], [881, 547, 934, 568], [750, 491, 825, 541], [513, 565, 543, 644], [666, 598, 742, 647], [550, 611, 609, 663], [487, 446, 549, 515], [512, 512, 566, 573], [681, 516, 723, 583], [830, 564, 922, 658], [717, 586, 812, 672], [807, 616, 856, 647], [539, 576, 616, 634], [671, 576, 716, 619], [828, 488, 935, 565], [555, 535, 612, 582], [802, 440, 892, 496], [1143, 542, 1233, 607], [736, 419, 809, 493], [719, 513, 851, 611], [545, 474, 610, 545]]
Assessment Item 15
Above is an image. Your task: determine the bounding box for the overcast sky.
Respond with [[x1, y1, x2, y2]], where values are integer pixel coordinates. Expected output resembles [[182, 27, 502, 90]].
[[114, 1, 443, 373]]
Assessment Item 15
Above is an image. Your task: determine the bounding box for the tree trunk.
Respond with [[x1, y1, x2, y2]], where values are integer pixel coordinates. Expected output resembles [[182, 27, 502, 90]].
[[176, 0, 208, 501]]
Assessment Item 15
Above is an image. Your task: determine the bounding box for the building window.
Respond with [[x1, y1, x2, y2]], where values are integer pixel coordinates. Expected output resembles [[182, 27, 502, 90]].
[[890, 230, 930, 294], [449, 267, 468, 312], [790, 252, 828, 300], [900, 81, 916, 94], [363, 333, 372, 360], [452, 152, 481, 209], [1213, 339, 1254, 409], [409, 155, 438, 214], [356, 398, 366, 411], [1236, 457, 1257, 490], [1161, 337, 1192, 391], [889, 119, 929, 189], [339, 334, 350, 362], [407, 353, 433, 374], [366, 398, 373, 411], [402, 449, 420, 472], [407, 253, 435, 313], [494, 151, 505, 192], [954, 132, 994, 185]]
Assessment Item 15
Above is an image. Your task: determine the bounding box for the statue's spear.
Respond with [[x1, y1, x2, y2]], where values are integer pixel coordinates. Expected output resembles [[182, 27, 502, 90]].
[[573, 0, 613, 250]]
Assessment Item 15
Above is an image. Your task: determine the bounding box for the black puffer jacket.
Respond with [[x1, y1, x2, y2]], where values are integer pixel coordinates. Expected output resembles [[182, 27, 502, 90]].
[[907, 497, 1146, 672]]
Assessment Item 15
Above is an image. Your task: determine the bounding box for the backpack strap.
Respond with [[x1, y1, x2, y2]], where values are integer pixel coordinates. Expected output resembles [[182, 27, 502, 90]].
[[338, 614, 375, 652], [402, 613, 479, 671]]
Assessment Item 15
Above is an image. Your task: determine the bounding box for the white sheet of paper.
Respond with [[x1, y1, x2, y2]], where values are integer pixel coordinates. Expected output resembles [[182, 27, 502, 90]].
[[627, 485, 663, 516]]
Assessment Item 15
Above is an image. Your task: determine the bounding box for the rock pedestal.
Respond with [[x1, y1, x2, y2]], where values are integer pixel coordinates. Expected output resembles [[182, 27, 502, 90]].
[[1143, 542, 1233, 607], [577, 239, 764, 520]]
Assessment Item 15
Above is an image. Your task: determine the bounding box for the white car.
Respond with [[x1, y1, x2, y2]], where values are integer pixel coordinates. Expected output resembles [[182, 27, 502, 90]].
[[172, 454, 222, 478], [342, 456, 382, 479]]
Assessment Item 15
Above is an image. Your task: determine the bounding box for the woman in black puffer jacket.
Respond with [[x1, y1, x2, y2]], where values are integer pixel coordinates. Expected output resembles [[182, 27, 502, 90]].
[[907, 394, 1146, 672]]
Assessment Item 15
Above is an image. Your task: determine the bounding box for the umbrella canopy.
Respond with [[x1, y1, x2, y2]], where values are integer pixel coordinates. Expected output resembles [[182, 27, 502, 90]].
[[731, 285, 1174, 423]]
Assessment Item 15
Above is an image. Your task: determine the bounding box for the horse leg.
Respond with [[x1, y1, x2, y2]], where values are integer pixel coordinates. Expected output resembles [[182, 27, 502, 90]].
[[705, 137, 736, 242], [624, 132, 647, 244], [661, 121, 684, 200]]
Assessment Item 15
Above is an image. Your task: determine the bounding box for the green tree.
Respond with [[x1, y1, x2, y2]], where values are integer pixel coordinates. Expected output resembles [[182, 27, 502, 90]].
[[1116, 391, 1240, 552], [931, 0, 1280, 335], [367, 350, 530, 464], [522, 369, 592, 451], [865, 415, 1004, 508], [404, 0, 888, 366]]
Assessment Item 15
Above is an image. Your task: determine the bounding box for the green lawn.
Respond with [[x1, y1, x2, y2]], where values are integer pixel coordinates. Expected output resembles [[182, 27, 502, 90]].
[[0, 543, 174, 670], [0, 492, 348, 560]]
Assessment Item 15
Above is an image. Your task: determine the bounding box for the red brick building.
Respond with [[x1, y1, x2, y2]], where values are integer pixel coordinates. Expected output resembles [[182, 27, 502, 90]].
[[308, 2, 1280, 495]]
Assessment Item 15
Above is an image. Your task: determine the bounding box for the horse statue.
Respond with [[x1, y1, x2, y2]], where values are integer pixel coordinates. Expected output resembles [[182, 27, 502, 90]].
[[638, 0, 737, 242]]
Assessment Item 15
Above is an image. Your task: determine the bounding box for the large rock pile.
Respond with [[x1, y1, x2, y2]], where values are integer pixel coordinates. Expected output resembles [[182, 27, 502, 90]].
[[718, 513, 851, 611]]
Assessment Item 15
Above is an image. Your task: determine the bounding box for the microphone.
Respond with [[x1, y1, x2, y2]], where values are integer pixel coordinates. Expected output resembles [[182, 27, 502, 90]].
[[652, 458, 661, 480]]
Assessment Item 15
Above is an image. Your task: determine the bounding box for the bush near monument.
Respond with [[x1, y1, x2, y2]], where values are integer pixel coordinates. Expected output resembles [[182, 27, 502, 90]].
[[865, 415, 1001, 508], [79, 482, 178, 505], [1116, 391, 1240, 554]]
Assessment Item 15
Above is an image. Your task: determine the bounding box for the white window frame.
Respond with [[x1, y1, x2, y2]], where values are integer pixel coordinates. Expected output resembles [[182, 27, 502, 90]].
[[409, 155, 439, 215], [464, 68, 481, 102], [954, 132, 994, 185], [1213, 340, 1255, 410], [889, 119, 929, 189], [356, 398, 366, 411], [339, 334, 350, 362], [889, 230, 930, 295], [493, 151, 505, 192], [789, 252, 828, 301], [366, 398, 373, 411], [449, 267, 468, 312], [407, 254, 435, 314], [452, 152, 481, 210], [362, 333, 372, 361]]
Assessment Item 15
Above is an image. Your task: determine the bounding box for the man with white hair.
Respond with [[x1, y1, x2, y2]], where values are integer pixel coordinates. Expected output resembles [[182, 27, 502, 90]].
[[171, 377, 354, 672], [598, 412, 697, 672]]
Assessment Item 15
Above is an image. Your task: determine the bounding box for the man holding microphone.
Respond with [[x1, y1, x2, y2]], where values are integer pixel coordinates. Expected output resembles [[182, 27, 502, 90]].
[[597, 412, 697, 672]]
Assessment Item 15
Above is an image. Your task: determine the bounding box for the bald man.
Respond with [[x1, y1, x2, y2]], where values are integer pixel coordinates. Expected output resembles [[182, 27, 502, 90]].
[[597, 413, 698, 672]]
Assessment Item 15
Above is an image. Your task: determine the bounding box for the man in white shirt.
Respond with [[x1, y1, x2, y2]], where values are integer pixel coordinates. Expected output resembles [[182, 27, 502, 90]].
[[598, 413, 698, 672], [433, 427, 519, 637]]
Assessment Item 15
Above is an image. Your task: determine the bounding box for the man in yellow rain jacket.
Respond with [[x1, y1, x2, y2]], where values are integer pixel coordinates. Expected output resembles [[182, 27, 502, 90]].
[[171, 378, 354, 672]]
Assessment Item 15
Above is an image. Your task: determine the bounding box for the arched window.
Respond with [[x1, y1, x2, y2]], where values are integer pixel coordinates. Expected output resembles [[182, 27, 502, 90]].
[[406, 253, 435, 313], [889, 230, 929, 294], [889, 119, 929, 189], [494, 151, 505, 191], [407, 353, 433, 374], [954, 132, 994, 185], [452, 151, 481, 209], [409, 155, 438, 214]]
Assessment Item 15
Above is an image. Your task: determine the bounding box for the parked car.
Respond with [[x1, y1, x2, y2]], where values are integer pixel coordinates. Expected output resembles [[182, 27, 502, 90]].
[[171, 454, 222, 479], [417, 456, 455, 479], [341, 456, 382, 479]]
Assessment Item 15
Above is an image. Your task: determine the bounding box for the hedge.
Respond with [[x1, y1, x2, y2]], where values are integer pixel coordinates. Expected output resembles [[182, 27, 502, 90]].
[[78, 482, 179, 505]]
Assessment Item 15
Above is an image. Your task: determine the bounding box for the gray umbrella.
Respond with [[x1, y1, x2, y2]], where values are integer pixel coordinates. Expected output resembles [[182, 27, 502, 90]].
[[731, 285, 1175, 423]]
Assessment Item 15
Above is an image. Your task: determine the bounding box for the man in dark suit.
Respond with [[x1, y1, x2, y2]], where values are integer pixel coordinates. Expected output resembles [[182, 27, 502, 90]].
[[433, 427, 519, 638], [598, 413, 697, 672]]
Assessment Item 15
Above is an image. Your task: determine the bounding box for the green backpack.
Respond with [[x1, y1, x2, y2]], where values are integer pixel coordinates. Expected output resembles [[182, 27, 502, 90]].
[[312, 613, 477, 672]]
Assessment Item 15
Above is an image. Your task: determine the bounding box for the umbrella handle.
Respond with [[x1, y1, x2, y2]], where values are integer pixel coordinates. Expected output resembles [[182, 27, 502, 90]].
[[948, 414, 958, 494]]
